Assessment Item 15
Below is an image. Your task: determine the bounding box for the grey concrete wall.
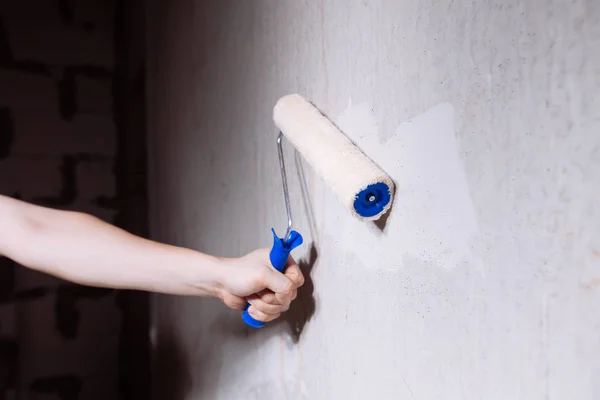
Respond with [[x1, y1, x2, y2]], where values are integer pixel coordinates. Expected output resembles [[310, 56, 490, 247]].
[[146, 1, 600, 399]]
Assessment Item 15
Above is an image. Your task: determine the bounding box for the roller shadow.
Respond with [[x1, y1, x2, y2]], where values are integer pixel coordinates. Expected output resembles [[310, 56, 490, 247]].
[[373, 179, 397, 233], [373, 207, 392, 232]]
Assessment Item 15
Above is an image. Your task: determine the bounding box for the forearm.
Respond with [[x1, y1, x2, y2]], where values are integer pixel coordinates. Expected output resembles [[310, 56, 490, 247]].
[[0, 195, 304, 322], [0, 196, 224, 295]]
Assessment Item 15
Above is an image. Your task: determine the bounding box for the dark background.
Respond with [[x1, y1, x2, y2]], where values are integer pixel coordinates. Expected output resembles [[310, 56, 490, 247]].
[[0, 1, 150, 399]]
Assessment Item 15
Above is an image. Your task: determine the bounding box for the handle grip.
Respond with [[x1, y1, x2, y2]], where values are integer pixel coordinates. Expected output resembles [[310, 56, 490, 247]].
[[242, 229, 303, 328]]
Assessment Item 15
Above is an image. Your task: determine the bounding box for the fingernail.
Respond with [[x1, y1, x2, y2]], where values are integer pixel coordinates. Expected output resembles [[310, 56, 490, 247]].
[[248, 306, 258, 318]]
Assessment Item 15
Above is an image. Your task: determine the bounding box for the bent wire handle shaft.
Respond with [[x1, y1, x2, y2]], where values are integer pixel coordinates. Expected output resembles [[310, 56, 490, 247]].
[[277, 131, 293, 241]]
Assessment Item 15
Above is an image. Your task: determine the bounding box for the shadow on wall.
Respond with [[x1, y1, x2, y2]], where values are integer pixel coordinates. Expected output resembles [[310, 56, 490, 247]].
[[153, 149, 321, 399], [283, 243, 318, 343], [373, 198, 394, 233], [280, 150, 320, 341], [152, 245, 319, 400]]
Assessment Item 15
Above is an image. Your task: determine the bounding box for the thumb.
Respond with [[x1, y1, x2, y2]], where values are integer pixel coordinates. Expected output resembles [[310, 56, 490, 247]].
[[263, 269, 293, 294]]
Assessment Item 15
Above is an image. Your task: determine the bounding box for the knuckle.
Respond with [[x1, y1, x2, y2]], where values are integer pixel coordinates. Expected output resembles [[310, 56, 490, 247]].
[[223, 294, 244, 310], [263, 293, 278, 305], [282, 279, 294, 293], [276, 293, 289, 305]]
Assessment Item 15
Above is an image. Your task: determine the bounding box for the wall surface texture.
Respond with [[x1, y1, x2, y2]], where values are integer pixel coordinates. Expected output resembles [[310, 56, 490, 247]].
[[146, 1, 600, 399]]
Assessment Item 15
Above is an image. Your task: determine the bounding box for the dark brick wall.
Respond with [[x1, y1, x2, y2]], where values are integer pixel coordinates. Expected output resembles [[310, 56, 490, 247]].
[[0, 1, 149, 399]]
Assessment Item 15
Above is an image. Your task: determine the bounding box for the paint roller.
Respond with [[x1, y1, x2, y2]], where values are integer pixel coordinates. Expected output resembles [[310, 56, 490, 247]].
[[242, 94, 395, 328]]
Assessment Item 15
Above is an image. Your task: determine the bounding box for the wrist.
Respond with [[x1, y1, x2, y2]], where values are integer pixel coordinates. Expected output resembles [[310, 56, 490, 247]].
[[206, 256, 230, 299], [183, 251, 229, 298]]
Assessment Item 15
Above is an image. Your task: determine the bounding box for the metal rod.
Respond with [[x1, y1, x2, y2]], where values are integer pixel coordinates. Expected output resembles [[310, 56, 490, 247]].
[[277, 131, 292, 241]]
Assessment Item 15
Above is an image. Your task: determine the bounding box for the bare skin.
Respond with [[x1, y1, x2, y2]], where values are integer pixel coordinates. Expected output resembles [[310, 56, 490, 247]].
[[0, 195, 304, 323]]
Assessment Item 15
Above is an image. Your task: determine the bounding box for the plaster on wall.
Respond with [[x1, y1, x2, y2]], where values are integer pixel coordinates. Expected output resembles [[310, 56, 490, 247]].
[[332, 101, 480, 272]]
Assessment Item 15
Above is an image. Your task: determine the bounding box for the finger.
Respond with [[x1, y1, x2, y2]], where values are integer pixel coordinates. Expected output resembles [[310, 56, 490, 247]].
[[248, 306, 281, 322], [274, 288, 297, 307], [222, 292, 247, 310], [247, 295, 289, 315], [283, 257, 305, 288], [256, 290, 281, 305], [257, 289, 296, 305], [261, 268, 293, 295]]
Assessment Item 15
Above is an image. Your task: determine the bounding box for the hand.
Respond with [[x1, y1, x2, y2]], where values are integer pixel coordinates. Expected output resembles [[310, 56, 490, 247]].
[[216, 248, 304, 323]]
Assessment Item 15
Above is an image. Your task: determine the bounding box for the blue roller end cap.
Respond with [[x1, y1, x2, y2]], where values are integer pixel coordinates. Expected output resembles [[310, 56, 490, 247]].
[[353, 182, 392, 218]]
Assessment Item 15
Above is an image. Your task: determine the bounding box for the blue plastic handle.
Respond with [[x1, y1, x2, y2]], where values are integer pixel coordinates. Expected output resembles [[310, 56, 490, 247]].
[[242, 228, 303, 328]]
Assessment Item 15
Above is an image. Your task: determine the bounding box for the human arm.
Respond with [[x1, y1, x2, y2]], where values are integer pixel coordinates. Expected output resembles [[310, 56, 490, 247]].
[[0, 195, 303, 322]]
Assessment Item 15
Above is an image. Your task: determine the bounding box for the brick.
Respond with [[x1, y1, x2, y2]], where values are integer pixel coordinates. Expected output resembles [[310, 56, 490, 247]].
[[54, 285, 113, 339], [67, 201, 117, 222], [30, 375, 82, 400], [77, 76, 112, 114], [0, 107, 14, 159], [0, 19, 10, 61], [0, 303, 17, 338], [76, 158, 115, 199], [17, 294, 120, 383], [0, 156, 62, 198], [23, 394, 54, 400], [57, 66, 113, 120], [21, 377, 120, 400], [0, 69, 58, 111], [4, 22, 114, 68], [33, 155, 78, 207], [76, 294, 122, 338], [0, 257, 15, 301], [78, 377, 119, 400], [0, 338, 18, 392], [0, 1, 62, 25], [14, 268, 66, 293], [72, 0, 116, 29], [10, 112, 116, 156]]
